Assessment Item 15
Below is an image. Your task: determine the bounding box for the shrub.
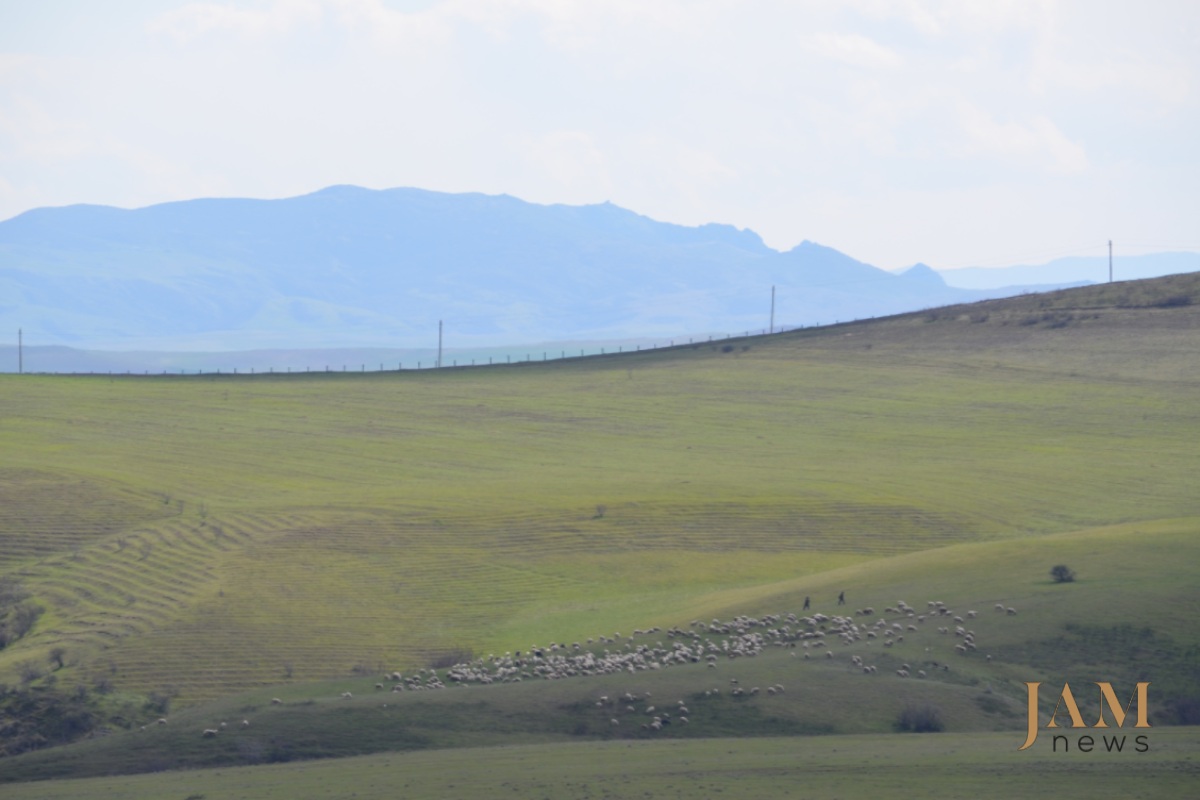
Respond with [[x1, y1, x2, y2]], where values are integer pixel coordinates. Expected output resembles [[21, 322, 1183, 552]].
[[1155, 294, 1192, 308], [1050, 564, 1076, 583], [18, 661, 44, 685], [896, 703, 944, 733]]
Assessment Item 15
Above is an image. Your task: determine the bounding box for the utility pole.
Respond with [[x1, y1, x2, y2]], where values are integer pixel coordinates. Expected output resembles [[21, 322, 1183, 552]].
[[1108, 240, 1113, 283], [17, 328, 22, 374], [437, 320, 443, 368], [770, 286, 776, 334]]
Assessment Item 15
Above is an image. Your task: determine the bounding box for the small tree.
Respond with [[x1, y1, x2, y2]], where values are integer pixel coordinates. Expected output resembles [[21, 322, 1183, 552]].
[[1050, 564, 1076, 583], [49, 647, 67, 670], [896, 703, 944, 733]]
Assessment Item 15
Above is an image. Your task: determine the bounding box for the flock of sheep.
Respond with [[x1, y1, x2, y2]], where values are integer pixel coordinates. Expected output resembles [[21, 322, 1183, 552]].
[[179, 596, 1016, 738]]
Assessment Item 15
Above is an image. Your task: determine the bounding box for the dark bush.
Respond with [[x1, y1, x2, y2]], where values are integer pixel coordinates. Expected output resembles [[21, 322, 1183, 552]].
[[1050, 564, 1076, 583], [1166, 695, 1200, 725], [1155, 294, 1192, 308], [896, 703, 944, 733]]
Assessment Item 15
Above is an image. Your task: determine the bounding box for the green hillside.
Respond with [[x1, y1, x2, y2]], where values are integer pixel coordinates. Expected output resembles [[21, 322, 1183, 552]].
[[5, 731, 1198, 800], [0, 518, 1195, 785], [0, 274, 1197, 777]]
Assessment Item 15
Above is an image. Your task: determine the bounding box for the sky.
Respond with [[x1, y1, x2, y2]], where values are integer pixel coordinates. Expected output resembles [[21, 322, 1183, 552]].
[[1, 0, 1198, 271]]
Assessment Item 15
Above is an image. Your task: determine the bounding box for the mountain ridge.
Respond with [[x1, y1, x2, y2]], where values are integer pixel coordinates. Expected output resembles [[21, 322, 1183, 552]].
[[2, 185, 1194, 352]]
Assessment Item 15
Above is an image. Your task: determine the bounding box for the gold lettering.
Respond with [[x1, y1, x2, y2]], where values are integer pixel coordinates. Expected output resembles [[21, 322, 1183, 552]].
[[1094, 682, 1151, 729], [1019, 681, 1041, 750], [1046, 683, 1086, 729]]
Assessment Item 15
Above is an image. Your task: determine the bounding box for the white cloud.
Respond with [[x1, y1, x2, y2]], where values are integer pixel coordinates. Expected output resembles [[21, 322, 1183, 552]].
[[805, 32, 902, 69], [956, 104, 1089, 175], [523, 130, 611, 199], [0, 0, 1195, 268], [146, 0, 324, 41]]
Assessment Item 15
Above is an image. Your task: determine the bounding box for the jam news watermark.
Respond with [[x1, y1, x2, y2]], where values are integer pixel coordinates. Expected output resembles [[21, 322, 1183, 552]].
[[1019, 681, 1150, 752]]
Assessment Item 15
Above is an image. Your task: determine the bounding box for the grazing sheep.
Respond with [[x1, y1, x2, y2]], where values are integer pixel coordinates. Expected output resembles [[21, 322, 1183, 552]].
[[995, 603, 1005, 612], [202, 729, 219, 738], [611, 718, 620, 726], [341, 691, 353, 698], [219, 721, 227, 730], [241, 719, 250, 728], [1007, 607, 1017, 615], [271, 698, 283, 705], [157, 718, 168, 726]]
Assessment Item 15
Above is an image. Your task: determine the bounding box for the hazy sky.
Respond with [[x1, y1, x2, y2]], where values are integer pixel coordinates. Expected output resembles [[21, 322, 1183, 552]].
[[2, 0, 1197, 270]]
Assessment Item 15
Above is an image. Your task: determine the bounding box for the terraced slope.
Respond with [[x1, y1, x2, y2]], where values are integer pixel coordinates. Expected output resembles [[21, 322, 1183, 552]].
[[0, 517, 1195, 785], [0, 274, 1197, 703]]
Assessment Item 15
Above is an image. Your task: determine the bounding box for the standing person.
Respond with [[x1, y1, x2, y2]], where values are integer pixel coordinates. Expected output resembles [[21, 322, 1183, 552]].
[[837, 591, 845, 606], [803, 596, 810, 610]]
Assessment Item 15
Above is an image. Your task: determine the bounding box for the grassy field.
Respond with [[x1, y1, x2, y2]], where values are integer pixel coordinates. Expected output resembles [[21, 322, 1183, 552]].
[[0, 515, 1194, 784], [0, 274, 1197, 793], [0, 274, 1197, 703], [4, 730, 1198, 800]]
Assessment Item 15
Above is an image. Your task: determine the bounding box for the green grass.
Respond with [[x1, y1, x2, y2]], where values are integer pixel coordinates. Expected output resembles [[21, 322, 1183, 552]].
[[0, 518, 1193, 784], [0, 275, 1197, 793], [3, 730, 1197, 800], [0, 275, 1197, 703]]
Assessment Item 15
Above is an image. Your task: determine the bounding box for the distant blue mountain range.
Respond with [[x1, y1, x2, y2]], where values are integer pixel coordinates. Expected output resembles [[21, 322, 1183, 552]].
[[1, 185, 1195, 361]]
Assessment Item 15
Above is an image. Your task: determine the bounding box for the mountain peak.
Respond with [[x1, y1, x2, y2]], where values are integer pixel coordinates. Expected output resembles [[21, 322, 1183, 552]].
[[898, 263, 946, 286]]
